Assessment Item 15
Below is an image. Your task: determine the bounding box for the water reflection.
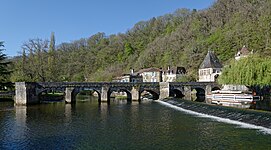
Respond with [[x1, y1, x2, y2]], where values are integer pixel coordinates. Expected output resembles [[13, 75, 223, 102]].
[[1, 96, 271, 149], [256, 98, 271, 111], [11, 106, 29, 149], [15, 105, 27, 127], [98, 102, 110, 122], [64, 104, 73, 123]]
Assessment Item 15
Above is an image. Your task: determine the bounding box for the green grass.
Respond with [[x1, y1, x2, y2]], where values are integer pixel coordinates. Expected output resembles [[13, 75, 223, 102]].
[[115, 95, 127, 100], [42, 93, 64, 97]]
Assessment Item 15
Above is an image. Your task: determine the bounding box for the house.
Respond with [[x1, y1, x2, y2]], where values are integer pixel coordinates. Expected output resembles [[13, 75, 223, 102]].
[[199, 51, 223, 82], [112, 69, 143, 83], [113, 66, 186, 83], [130, 69, 143, 82], [162, 66, 186, 82], [235, 45, 252, 60], [136, 67, 162, 82], [112, 74, 130, 82]]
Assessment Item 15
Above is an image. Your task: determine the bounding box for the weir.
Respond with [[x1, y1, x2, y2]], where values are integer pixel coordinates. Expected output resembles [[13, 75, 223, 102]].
[[160, 98, 271, 134], [14, 82, 219, 105]]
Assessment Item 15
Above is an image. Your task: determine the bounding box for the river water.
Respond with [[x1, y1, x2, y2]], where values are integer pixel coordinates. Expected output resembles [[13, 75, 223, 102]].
[[1, 97, 271, 150]]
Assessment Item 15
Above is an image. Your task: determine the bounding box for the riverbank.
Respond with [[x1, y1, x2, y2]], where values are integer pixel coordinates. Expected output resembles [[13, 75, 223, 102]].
[[0, 91, 14, 101], [161, 98, 271, 130]]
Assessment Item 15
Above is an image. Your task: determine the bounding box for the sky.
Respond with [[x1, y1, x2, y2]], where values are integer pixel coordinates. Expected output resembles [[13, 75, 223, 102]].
[[1, 0, 215, 56]]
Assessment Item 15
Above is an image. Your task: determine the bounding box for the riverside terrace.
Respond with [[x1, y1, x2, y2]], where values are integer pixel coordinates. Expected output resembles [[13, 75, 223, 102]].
[[14, 82, 220, 105]]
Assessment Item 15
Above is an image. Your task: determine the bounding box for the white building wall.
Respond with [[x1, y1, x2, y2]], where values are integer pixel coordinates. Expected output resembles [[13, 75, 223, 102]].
[[199, 68, 221, 82], [162, 74, 177, 82], [141, 72, 160, 82]]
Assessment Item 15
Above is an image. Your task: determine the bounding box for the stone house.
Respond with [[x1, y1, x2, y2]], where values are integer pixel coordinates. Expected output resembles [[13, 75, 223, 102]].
[[113, 66, 186, 83], [162, 66, 186, 82], [112, 74, 130, 82], [136, 68, 162, 82], [112, 72, 143, 83], [199, 51, 223, 82], [235, 45, 251, 60], [129, 69, 143, 83]]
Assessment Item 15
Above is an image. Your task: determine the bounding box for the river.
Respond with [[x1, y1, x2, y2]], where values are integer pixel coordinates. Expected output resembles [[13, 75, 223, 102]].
[[1, 96, 271, 149]]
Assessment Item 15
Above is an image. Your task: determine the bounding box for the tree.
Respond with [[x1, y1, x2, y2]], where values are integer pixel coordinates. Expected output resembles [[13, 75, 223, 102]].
[[0, 42, 11, 90], [12, 39, 49, 82], [47, 32, 58, 81], [219, 55, 271, 87], [124, 42, 134, 56]]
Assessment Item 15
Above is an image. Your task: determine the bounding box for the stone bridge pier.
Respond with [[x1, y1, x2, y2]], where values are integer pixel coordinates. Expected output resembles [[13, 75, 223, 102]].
[[64, 84, 141, 104], [183, 86, 192, 100], [159, 82, 169, 99], [101, 85, 109, 102], [131, 87, 140, 101], [65, 87, 76, 103], [205, 85, 212, 95], [15, 82, 40, 105]]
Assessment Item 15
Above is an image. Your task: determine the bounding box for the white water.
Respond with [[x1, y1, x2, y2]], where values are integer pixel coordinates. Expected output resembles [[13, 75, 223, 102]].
[[157, 100, 271, 135]]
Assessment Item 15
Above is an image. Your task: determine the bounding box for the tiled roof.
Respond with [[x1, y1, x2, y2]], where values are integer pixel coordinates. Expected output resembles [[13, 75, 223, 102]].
[[162, 66, 186, 74], [239, 45, 250, 56], [200, 51, 223, 69], [136, 67, 161, 74]]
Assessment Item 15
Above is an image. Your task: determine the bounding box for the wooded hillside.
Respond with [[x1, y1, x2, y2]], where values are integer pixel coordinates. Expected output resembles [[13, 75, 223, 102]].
[[11, 0, 271, 82]]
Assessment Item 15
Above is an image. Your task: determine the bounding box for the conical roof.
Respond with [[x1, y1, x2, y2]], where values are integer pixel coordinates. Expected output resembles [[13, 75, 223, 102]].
[[239, 45, 250, 56], [200, 51, 222, 69]]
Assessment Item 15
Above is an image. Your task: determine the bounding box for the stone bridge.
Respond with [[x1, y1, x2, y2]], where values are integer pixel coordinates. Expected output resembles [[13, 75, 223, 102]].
[[15, 82, 220, 105]]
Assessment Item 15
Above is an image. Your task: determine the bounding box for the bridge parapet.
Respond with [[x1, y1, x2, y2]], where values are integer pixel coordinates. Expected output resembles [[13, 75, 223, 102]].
[[169, 82, 218, 86]]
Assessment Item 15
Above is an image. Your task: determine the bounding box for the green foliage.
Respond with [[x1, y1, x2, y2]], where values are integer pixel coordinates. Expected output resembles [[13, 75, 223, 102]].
[[0, 42, 12, 89], [219, 55, 271, 86], [0, 42, 10, 78], [176, 75, 196, 82], [47, 32, 58, 81], [124, 42, 134, 56]]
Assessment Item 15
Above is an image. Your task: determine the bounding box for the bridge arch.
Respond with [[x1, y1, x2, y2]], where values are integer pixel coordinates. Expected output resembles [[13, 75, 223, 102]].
[[140, 89, 159, 100], [108, 88, 132, 102], [36, 87, 65, 102], [66, 87, 102, 103], [192, 87, 206, 102], [76, 89, 102, 103], [169, 89, 185, 98], [211, 86, 221, 91]]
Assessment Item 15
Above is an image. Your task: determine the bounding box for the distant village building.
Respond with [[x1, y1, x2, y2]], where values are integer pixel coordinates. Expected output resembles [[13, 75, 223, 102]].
[[112, 74, 131, 82], [136, 68, 162, 82], [129, 69, 143, 82], [235, 45, 252, 60], [112, 71, 143, 83], [199, 51, 223, 82], [113, 66, 186, 83], [162, 66, 186, 82]]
